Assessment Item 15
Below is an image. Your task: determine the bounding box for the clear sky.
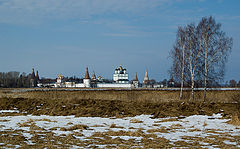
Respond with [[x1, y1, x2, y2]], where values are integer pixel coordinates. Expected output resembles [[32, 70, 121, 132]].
[[0, 0, 239, 82]]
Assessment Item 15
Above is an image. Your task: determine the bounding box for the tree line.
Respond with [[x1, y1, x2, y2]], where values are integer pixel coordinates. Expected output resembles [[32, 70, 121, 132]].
[[0, 69, 41, 88], [0, 71, 83, 88], [170, 16, 233, 100], [0, 71, 32, 88]]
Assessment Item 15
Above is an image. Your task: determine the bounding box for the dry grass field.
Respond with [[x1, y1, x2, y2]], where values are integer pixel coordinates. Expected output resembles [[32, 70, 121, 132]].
[[0, 88, 240, 148], [0, 88, 240, 118]]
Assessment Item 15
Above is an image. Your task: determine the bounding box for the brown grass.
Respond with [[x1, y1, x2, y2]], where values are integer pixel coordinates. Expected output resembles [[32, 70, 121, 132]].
[[147, 126, 169, 133], [203, 121, 208, 127], [34, 118, 57, 122], [109, 123, 124, 129], [92, 124, 105, 127], [169, 123, 183, 129], [17, 122, 31, 127], [105, 130, 143, 137], [3, 89, 240, 102], [0, 119, 9, 122], [0, 89, 240, 118], [130, 119, 143, 123], [49, 127, 59, 130], [30, 123, 45, 131], [60, 124, 88, 131], [188, 128, 201, 132], [227, 113, 240, 126]]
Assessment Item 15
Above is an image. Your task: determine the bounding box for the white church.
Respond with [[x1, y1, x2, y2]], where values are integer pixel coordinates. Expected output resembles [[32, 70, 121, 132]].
[[54, 65, 143, 88]]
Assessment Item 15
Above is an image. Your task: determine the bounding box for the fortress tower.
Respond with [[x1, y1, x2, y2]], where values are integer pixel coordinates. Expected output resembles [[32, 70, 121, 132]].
[[132, 72, 139, 88], [143, 70, 149, 84], [91, 71, 97, 88], [30, 68, 37, 87], [84, 67, 91, 88], [36, 71, 40, 83], [91, 71, 96, 81]]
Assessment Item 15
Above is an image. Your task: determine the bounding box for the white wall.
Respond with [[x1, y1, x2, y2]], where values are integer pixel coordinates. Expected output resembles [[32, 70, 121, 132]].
[[76, 83, 85, 88], [65, 82, 76, 88], [52, 82, 132, 88], [97, 83, 131, 88]]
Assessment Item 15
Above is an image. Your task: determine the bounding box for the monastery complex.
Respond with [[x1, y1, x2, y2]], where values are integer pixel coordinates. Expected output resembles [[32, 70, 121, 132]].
[[55, 65, 141, 88], [34, 65, 165, 88]]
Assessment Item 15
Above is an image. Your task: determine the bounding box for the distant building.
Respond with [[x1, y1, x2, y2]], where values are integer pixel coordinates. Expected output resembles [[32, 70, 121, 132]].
[[83, 67, 91, 88], [143, 70, 152, 88], [97, 76, 103, 82], [91, 71, 97, 88], [143, 70, 149, 84], [36, 71, 40, 84], [113, 65, 129, 83], [91, 71, 97, 81], [51, 65, 132, 88], [132, 72, 139, 88], [56, 75, 64, 87], [30, 68, 39, 87]]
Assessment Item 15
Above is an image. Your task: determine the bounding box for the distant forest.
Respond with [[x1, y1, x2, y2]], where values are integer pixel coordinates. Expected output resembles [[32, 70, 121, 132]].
[[0, 71, 83, 88], [0, 71, 39, 88]]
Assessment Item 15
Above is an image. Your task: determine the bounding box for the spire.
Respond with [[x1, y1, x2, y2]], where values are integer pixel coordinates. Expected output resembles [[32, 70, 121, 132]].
[[36, 71, 39, 81], [91, 71, 96, 80], [143, 70, 149, 83], [31, 68, 35, 79], [134, 72, 138, 81], [85, 67, 90, 79]]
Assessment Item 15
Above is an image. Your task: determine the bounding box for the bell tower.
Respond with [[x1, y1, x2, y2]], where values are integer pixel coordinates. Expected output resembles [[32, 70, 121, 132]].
[[83, 67, 91, 88], [143, 70, 149, 84], [132, 72, 139, 88]]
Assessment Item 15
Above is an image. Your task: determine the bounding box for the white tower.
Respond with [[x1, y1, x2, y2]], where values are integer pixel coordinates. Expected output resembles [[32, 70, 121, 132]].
[[83, 67, 91, 88]]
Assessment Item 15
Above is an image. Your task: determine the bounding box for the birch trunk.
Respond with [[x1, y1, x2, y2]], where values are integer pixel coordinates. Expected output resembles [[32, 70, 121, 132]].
[[190, 48, 194, 100], [204, 40, 208, 101], [180, 44, 185, 99]]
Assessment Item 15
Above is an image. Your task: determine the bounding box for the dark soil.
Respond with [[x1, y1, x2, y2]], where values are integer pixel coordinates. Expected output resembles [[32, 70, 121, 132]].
[[0, 97, 239, 118]]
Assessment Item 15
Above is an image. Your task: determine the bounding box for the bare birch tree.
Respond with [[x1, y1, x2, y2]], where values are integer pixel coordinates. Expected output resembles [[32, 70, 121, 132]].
[[198, 16, 233, 101], [170, 27, 188, 99], [170, 16, 232, 101], [185, 24, 201, 100], [179, 27, 187, 99]]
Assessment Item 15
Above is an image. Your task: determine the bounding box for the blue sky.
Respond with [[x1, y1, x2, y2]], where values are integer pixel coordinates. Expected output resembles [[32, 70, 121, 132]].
[[0, 0, 239, 82]]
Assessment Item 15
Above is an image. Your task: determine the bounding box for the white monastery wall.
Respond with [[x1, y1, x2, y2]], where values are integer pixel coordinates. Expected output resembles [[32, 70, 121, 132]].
[[97, 83, 131, 88], [75, 83, 85, 88]]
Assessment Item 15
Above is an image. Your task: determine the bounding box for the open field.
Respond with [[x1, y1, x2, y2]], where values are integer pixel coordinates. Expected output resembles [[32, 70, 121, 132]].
[[0, 88, 240, 118], [0, 88, 240, 148], [0, 111, 240, 148], [1, 88, 240, 102]]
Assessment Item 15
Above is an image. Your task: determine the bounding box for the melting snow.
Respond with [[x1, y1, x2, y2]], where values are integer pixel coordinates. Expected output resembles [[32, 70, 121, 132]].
[[0, 110, 19, 113], [0, 113, 239, 148]]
